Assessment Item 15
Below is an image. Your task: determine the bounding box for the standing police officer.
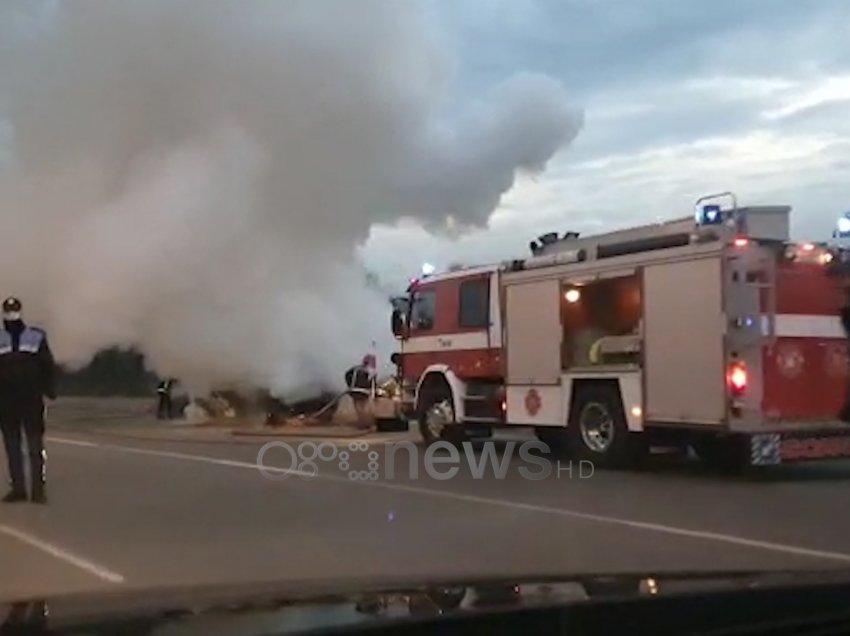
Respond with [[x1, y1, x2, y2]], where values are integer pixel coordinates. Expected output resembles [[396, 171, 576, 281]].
[[0, 298, 56, 504]]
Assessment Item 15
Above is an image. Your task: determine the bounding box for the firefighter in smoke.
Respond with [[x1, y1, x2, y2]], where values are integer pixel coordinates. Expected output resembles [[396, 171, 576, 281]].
[[156, 378, 175, 420], [0, 298, 56, 504], [345, 354, 376, 429]]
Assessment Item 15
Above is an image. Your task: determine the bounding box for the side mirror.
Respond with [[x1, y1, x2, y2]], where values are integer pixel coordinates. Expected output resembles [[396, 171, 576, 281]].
[[391, 309, 406, 337], [390, 353, 401, 366]]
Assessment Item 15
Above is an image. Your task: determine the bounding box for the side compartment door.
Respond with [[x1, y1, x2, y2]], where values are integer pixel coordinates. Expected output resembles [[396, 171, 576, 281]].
[[505, 279, 562, 385], [643, 257, 726, 424]]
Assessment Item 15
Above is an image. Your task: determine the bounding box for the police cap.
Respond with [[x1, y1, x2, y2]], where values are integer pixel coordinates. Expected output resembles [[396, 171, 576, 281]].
[[2, 297, 22, 319]]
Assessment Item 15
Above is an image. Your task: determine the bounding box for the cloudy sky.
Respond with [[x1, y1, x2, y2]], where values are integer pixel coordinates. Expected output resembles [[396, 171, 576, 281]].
[[362, 0, 850, 284]]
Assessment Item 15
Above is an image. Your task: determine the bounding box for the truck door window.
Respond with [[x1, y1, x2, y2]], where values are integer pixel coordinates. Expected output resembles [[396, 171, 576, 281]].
[[410, 289, 437, 331], [459, 279, 490, 328]]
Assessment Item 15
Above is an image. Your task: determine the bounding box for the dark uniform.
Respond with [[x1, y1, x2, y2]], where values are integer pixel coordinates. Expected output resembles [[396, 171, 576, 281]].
[[345, 361, 373, 401], [345, 355, 375, 429], [0, 298, 56, 504], [156, 378, 175, 420]]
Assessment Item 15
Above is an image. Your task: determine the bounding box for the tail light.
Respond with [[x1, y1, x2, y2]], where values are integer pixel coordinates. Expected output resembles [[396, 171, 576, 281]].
[[727, 362, 748, 396], [496, 387, 507, 415]]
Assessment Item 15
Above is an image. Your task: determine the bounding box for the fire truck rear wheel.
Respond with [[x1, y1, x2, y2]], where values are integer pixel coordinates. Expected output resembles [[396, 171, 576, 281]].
[[567, 384, 637, 469]]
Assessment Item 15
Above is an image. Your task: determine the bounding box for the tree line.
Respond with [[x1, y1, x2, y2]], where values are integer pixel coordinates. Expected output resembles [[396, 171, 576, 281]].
[[57, 349, 158, 396]]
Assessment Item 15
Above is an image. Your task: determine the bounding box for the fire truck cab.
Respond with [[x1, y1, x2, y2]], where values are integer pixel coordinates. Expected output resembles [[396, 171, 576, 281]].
[[391, 193, 850, 470]]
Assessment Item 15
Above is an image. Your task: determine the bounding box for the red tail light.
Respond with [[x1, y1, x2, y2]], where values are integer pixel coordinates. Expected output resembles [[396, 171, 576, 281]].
[[727, 362, 748, 395]]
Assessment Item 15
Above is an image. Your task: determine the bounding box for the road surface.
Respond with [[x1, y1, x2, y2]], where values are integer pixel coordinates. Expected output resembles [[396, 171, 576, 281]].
[[3, 427, 850, 601]]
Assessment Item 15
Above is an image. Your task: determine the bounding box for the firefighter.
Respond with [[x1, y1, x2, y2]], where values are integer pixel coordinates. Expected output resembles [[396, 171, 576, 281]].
[[345, 355, 375, 429], [264, 393, 287, 427], [156, 378, 175, 420], [0, 297, 56, 504]]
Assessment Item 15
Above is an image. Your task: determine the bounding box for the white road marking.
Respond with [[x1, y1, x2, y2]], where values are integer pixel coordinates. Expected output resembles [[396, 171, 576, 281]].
[[48, 436, 314, 477], [353, 479, 850, 564], [47, 437, 99, 448], [48, 437, 850, 565], [0, 525, 124, 584], [50, 432, 408, 446]]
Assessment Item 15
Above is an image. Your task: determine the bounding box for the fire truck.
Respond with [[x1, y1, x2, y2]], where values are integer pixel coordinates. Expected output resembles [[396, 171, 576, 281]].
[[390, 193, 850, 470]]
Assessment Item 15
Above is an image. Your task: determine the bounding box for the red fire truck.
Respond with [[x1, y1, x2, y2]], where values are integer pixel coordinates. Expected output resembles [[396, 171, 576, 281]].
[[390, 193, 850, 470]]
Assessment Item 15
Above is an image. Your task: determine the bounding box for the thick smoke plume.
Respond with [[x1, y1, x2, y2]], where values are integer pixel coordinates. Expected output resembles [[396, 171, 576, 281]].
[[0, 0, 581, 397]]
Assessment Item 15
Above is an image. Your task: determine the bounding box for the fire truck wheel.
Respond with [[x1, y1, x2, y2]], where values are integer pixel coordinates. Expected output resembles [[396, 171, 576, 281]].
[[418, 388, 456, 445], [567, 384, 636, 469]]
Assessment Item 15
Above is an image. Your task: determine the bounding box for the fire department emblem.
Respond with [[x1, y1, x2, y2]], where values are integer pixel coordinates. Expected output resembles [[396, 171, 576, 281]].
[[825, 343, 849, 378], [524, 389, 542, 416], [776, 344, 804, 378]]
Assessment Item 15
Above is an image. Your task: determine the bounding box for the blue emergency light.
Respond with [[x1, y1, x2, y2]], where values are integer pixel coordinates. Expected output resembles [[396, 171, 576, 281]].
[[697, 204, 724, 226], [835, 213, 850, 239]]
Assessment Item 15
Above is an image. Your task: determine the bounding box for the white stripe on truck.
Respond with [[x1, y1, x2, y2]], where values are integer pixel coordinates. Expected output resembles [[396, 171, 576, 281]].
[[404, 314, 845, 356], [766, 314, 845, 339], [402, 331, 490, 353]]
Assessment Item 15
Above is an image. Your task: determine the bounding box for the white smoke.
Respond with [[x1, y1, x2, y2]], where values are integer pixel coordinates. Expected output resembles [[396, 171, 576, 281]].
[[0, 0, 581, 397]]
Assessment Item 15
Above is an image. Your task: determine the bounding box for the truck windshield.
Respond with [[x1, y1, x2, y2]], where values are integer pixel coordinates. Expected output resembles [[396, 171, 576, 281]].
[[410, 289, 437, 331]]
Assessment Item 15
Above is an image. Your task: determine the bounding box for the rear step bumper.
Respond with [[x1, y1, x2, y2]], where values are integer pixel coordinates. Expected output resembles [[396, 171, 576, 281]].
[[750, 427, 850, 465]]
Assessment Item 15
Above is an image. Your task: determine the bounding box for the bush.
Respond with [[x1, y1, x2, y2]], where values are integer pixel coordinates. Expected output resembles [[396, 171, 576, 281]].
[[57, 348, 158, 397]]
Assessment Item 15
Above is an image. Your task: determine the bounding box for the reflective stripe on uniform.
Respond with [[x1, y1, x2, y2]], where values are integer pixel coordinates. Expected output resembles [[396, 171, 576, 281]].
[[18, 328, 44, 354], [0, 330, 11, 356]]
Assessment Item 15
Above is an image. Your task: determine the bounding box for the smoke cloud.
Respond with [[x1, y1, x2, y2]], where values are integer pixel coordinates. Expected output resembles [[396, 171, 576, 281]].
[[0, 0, 581, 397]]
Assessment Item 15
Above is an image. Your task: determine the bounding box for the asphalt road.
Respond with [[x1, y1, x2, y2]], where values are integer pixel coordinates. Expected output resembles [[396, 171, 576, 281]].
[[4, 427, 850, 602]]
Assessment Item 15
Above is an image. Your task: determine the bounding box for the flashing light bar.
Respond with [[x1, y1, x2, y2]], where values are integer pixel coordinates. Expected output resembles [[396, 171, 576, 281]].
[[697, 204, 724, 226], [695, 193, 739, 231]]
